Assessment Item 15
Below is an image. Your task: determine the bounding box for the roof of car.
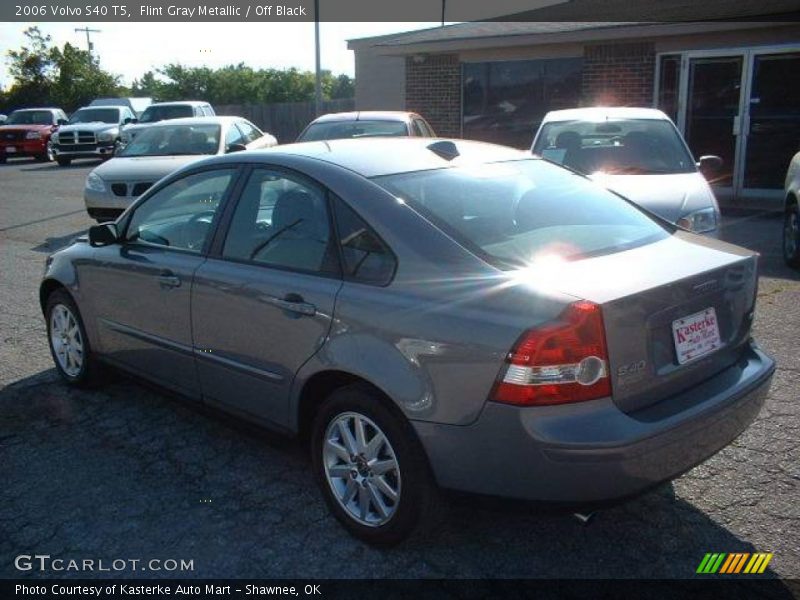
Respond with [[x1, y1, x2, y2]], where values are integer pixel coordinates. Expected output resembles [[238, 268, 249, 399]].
[[12, 107, 62, 112], [542, 107, 671, 122], [147, 101, 209, 107], [310, 111, 420, 124], [215, 137, 529, 178]]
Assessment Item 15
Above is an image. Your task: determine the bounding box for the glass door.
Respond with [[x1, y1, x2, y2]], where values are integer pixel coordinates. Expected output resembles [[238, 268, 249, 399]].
[[741, 52, 800, 196], [684, 56, 745, 195]]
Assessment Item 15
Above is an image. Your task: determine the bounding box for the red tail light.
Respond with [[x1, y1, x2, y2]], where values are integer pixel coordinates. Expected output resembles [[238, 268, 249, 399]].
[[491, 300, 612, 406]]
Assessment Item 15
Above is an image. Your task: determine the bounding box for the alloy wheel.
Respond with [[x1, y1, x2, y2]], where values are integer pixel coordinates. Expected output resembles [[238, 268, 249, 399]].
[[49, 303, 84, 378], [323, 411, 401, 527]]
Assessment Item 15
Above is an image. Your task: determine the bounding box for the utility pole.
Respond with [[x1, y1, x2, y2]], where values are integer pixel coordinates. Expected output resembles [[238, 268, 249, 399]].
[[441, 0, 446, 26], [75, 26, 101, 59], [314, 0, 322, 117]]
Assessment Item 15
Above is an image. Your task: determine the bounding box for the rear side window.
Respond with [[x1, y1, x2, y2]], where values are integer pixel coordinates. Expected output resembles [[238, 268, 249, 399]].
[[332, 196, 396, 285], [375, 159, 669, 269]]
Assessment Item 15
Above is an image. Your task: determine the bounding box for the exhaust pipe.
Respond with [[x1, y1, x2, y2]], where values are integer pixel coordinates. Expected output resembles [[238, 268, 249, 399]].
[[573, 511, 595, 526]]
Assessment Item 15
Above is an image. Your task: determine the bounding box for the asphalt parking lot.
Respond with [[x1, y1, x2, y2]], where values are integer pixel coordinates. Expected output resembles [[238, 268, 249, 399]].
[[0, 156, 798, 581]]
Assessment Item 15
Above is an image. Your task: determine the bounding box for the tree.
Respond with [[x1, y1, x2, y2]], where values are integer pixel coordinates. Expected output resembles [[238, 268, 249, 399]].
[[50, 43, 121, 110], [5, 27, 55, 107]]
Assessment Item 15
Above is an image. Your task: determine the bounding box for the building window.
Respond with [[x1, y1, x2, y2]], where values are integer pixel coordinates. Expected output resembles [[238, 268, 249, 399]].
[[657, 54, 681, 123], [462, 57, 583, 149]]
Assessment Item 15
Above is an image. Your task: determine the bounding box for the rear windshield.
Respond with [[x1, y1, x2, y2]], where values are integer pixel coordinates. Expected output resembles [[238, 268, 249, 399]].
[[532, 118, 696, 175], [69, 108, 120, 124], [298, 120, 408, 142], [6, 110, 53, 125], [139, 105, 195, 123], [374, 159, 669, 269]]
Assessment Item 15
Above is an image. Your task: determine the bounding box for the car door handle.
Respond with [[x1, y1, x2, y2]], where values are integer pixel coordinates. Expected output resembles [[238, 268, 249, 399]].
[[157, 273, 181, 289], [264, 294, 316, 316]]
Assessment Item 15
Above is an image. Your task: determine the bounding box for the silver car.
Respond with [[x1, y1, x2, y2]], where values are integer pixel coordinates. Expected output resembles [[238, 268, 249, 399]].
[[42, 138, 774, 545], [296, 111, 436, 142], [532, 108, 723, 236], [84, 117, 277, 221]]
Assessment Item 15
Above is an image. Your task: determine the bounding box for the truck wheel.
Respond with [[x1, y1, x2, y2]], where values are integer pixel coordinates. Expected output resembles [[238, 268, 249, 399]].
[[56, 157, 71, 167], [0, 156, 6, 164]]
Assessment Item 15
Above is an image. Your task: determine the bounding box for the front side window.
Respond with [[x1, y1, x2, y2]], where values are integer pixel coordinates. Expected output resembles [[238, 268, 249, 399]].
[[532, 118, 696, 175], [125, 169, 234, 253], [236, 121, 262, 144], [375, 159, 669, 269], [222, 169, 337, 275]]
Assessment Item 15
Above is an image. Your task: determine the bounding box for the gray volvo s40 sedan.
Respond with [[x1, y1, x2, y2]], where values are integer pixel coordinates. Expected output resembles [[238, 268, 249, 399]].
[[41, 138, 775, 545]]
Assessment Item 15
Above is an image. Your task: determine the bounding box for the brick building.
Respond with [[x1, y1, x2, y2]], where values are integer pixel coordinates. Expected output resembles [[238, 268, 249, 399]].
[[348, 21, 800, 206]]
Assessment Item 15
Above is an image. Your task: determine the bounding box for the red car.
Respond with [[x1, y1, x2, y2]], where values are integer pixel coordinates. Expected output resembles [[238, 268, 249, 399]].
[[0, 108, 68, 163]]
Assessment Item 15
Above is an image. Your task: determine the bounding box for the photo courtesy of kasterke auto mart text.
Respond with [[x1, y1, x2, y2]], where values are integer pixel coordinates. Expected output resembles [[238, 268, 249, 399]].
[[0, 0, 798, 594]]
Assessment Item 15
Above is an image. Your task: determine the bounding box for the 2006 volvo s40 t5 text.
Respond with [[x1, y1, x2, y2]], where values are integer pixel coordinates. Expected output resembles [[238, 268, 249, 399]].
[[41, 138, 775, 545]]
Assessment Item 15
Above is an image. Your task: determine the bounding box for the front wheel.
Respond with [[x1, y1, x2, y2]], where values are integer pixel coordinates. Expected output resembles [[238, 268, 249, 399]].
[[56, 157, 71, 167], [311, 384, 446, 546], [45, 289, 103, 387], [784, 203, 800, 269]]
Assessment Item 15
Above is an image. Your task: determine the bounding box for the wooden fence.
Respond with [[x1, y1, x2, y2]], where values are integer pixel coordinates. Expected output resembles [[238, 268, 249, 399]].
[[215, 98, 355, 143]]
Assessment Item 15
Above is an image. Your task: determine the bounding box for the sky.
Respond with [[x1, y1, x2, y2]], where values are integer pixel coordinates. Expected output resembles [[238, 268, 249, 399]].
[[0, 22, 440, 88]]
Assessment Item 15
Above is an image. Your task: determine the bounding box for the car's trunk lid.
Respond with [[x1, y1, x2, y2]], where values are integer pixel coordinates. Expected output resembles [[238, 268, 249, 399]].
[[523, 232, 758, 413]]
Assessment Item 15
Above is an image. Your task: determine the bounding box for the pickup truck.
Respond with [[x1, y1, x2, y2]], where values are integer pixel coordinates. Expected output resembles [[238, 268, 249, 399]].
[[51, 105, 137, 166], [0, 108, 68, 163]]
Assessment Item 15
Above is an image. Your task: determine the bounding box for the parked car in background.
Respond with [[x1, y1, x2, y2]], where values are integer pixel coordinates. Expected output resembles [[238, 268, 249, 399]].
[[51, 105, 137, 166], [296, 111, 436, 142], [0, 108, 68, 163], [45, 138, 774, 545], [89, 97, 153, 118], [119, 101, 216, 147], [83, 116, 277, 221], [784, 150, 800, 269], [532, 108, 722, 236]]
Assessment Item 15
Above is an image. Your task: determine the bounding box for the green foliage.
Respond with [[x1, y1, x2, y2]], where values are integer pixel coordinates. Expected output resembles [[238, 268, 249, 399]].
[[132, 63, 354, 105], [3, 27, 355, 113]]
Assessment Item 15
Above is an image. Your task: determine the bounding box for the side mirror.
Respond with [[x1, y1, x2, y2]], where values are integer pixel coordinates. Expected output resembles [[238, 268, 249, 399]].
[[226, 143, 247, 154], [123, 117, 133, 125], [89, 223, 119, 247], [57, 118, 68, 126], [697, 155, 723, 174]]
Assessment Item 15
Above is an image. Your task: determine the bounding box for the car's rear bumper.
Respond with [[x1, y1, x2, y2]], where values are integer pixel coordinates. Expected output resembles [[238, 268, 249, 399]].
[[413, 341, 774, 503]]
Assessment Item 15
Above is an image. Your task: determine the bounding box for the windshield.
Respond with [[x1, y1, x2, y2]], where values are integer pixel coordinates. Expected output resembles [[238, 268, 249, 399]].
[[298, 120, 408, 142], [69, 108, 120, 124], [532, 118, 696, 175], [139, 105, 194, 123], [6, 110, 53, 125], [374, 159, 669, 269], [118, 123, 221, 157]]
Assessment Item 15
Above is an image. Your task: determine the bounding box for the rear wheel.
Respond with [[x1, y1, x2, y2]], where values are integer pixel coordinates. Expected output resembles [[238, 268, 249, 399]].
[[311, 384, 446, 546], [56, 157, 71, 167], [784, 202, 800, 269], [45, 289, 103, 387]]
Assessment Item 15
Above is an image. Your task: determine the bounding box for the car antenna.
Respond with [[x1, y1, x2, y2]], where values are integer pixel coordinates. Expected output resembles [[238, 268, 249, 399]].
[[427, 140, 459, 161]]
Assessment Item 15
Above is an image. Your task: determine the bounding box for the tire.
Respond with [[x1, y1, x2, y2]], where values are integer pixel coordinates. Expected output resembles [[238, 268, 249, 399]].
[[0, 156, 6, 164], [45, 289, 103, 387], [311, 384, 446, 546], [56, 157, 71, 167], [784, 202, 800, 269]]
